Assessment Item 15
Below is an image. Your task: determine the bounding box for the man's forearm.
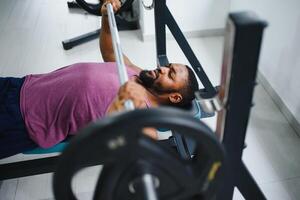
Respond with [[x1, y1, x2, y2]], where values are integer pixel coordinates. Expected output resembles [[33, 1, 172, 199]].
[[99, 1, 140, 71], [100, 15, 115, 61]]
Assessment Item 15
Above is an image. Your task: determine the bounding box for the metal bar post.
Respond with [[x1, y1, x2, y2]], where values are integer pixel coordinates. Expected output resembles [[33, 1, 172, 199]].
[[107, 3, 134, 110], [133, 174, 159, 200], [164, 7, 217, 98], [154, 0, 169, 66], [237, 162, 266, 199], [216, 12, 267, 200]]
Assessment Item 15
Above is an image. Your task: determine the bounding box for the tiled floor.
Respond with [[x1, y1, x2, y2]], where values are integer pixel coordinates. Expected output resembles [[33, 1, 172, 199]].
[[1, 0, 300, 200]]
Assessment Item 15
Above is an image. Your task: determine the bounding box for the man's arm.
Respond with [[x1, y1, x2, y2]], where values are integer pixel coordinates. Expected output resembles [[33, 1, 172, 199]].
[[106, 79, 158, 139], [100, 0, 141, 72], [106, 78, 148, 113]]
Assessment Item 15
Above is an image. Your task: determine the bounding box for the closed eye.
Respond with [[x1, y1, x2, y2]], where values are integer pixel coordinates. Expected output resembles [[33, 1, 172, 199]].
[[169, 69, 176, 80], [168, 72, 173, 79]]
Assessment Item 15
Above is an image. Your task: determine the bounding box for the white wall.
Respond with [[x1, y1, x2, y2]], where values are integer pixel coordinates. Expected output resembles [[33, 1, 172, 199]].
[[231, 0, 300, 125], [139, 0, 230, 40]]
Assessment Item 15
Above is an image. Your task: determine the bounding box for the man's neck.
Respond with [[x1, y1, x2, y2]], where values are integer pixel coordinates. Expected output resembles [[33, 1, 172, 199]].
[[132, 75, 166, 107], [144, 90, 160, 107]]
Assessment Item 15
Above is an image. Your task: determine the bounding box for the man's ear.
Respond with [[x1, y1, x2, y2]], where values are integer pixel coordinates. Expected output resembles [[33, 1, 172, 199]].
[[169, 93, 183, 104]]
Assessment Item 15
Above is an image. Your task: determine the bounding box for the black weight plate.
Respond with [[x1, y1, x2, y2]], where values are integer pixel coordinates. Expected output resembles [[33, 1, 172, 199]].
[[53, 107, 225, 200]]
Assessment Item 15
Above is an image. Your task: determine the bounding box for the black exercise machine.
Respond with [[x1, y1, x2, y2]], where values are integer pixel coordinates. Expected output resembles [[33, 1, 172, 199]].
[[53, 108, 225, 200], [139, 1, 268, 199], [151, 0, 219, 160], [62, 0, 138, 50]]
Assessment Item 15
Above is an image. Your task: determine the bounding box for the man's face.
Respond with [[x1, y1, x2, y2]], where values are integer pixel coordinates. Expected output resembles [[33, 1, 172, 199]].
[[139, 63, 189, 95]]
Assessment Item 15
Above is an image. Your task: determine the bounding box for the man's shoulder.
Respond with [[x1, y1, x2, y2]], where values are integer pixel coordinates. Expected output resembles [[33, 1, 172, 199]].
[[70, 62, 114, 67]]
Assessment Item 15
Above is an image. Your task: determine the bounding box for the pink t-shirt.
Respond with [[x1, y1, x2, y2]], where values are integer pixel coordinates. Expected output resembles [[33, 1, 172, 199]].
[[20, 62, 138, 148]]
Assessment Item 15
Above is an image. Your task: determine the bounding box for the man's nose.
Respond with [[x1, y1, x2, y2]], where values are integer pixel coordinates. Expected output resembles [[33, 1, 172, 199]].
[[159, 66, 168, 74]]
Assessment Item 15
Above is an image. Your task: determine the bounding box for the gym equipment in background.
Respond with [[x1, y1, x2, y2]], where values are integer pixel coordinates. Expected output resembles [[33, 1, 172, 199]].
[[151, 0, 219, 160], [62, 0, 138, 50], [53, 108, 225, 200]]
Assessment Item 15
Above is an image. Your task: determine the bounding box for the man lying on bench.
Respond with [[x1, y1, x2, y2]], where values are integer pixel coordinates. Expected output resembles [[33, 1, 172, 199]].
[[0, 0, 199, 159]]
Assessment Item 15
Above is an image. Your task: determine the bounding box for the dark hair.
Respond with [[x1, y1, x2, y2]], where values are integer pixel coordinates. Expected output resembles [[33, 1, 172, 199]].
[[175, 65, 199, 108]]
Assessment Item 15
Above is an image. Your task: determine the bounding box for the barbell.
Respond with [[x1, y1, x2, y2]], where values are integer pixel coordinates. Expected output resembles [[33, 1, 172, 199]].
[[53, 107, 225, 200]]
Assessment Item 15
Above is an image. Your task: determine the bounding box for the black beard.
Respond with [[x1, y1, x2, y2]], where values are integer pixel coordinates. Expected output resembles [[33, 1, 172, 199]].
[[139, 70, 177, 95], [139, 70, 156, 88]]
